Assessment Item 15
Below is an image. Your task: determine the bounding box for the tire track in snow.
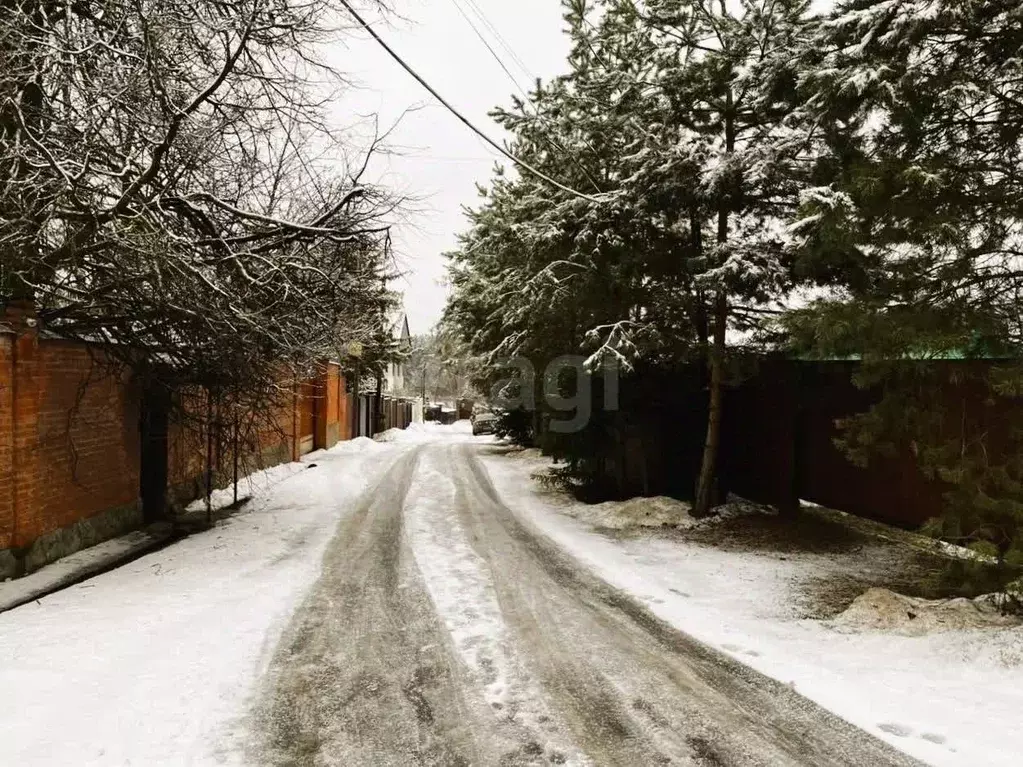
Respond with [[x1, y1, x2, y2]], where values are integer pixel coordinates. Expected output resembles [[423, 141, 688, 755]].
[[403, 449, 590, 766], [250, 446, 484, 766], [452, 443, 925, 767]]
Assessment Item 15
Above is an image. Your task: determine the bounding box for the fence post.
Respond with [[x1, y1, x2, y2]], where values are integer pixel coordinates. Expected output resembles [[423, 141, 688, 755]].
[[0, 318, 17, 560], [205, 389, 214, 524], [778, 362, 802, 517]]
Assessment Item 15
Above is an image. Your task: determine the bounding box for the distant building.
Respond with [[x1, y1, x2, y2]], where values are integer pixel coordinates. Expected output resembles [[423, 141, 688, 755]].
[[384, 310, 411, 393]]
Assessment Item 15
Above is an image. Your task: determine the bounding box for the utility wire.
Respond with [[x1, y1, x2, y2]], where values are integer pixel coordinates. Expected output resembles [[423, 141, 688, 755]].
[[338, 0, 605, 204], [461, 0, 536, 84], [448, 0, 603, 194], [450, 0, 530, 100]]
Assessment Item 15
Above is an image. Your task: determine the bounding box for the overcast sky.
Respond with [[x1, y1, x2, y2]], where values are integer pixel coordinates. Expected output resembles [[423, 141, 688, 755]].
[[328, 1, 572, 335]]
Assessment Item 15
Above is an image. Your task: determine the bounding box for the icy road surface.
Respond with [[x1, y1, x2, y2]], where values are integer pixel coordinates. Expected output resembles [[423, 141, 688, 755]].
[[249, 439, 922, 767]]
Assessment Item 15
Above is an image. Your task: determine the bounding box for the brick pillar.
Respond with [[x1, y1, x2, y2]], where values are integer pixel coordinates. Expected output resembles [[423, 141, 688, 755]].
[[339, 380, 351, 441], [0, 322, 14, 550], [2, 301, 40, 549], [314, 365, 329, 451]]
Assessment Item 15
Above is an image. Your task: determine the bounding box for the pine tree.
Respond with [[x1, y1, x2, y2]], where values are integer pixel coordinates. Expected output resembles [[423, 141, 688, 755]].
[[787, 0, 1023, 561], [448, 0, 820, 508]]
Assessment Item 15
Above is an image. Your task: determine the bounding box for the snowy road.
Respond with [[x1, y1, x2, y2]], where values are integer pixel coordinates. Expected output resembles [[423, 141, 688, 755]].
[[249, 438, 922, 767]]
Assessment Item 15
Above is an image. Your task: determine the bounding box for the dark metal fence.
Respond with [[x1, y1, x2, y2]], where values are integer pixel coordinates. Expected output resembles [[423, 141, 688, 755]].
[[576, 360, 1017, 530]]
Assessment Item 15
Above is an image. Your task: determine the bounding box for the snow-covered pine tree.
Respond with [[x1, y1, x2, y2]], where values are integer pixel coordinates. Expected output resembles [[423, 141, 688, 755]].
[[448, 0, 821, 508], [787, 0, 1023, 562], [626, 0, 818, 514]]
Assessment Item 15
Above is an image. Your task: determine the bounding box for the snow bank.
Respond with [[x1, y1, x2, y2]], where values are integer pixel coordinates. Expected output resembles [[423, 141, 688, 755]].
[[185, 460, 308, 513], [832, 587, 1021, 636], [374, 427, 409, 443], [567, 496, 693, 529], [547, 488, 773, 531], [334, 435, 387, 453], [374, 420, 476, 444], [0, 529, 172, 613]]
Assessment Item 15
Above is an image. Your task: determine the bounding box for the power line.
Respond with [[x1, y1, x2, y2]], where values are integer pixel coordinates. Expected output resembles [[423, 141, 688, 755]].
[[339, 1, 605, 204], [449, 0, 529, 100], [460, 0, 536, 84], [451, 0, 604, 194]]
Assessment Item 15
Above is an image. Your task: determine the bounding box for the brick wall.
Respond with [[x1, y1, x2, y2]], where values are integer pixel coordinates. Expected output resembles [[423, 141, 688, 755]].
[[29, 340, 140, 543], [0, 326, 14, 549], [0, 306, 141, 562], [0, 304, 355, 572], [164, 366, 350, 508]]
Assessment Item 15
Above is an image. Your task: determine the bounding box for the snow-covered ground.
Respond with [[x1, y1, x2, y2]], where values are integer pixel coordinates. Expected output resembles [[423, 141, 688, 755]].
[[402, 448, 589, 763], [481, 450, 1023, 767], [5, 421, 1019, 766], [376, 418, 474, 443], [0, 438, 389, 767], [0, 528, 171, 613]]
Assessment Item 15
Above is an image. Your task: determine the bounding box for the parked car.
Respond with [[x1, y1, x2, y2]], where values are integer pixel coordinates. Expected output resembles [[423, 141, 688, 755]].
[[471, 409, 498, 436]]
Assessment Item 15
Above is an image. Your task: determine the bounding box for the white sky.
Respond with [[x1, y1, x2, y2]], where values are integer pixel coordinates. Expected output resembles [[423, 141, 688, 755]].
[[328, 1, 572, 335]]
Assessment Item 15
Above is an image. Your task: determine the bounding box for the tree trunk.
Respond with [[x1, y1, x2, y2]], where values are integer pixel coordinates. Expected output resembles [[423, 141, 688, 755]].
[[694, 292, 728, 516], [693, 86, 735, 518], [232, 413, 240, 507]]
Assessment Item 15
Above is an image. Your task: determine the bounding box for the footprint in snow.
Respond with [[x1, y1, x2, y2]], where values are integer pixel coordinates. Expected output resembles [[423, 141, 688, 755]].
[[879, 723, 913, 738], [920, 733, 947, 745]]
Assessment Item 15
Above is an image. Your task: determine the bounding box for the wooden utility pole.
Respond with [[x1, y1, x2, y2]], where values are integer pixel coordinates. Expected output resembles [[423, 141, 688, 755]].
[[351, 358, 361, 438]]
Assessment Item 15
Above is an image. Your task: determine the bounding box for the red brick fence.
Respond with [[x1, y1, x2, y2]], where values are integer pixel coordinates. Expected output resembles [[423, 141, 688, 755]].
[[0, 304, 380, 578]]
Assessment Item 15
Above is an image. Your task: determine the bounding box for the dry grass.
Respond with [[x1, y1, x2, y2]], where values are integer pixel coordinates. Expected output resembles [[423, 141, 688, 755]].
[[661, 502, 1016, 619]]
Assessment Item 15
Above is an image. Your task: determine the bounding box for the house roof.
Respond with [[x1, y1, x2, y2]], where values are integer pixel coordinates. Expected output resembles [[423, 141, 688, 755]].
[[388, 310, 411, 350]]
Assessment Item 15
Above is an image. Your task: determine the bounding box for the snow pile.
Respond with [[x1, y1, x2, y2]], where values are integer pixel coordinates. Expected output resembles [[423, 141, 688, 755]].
[[935, 540, 998, 564], [558, 493, 774, 531], [333, 435, 387, 453], [185, 460, 308, 514], [568, 496, 693, 529], [374, 421, 475, 445], [832, 588, 1021, 636], [507, 447, 544, 460], [374, 427, 408, 443], [712, 498, 777, 522]]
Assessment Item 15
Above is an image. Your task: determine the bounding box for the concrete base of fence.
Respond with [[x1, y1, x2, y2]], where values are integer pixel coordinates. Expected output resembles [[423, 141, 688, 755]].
[[0, 549, 17, 581], [326, 422, 341, 449], [10, 501, 146, 576], [0, 521, 178, 614]]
